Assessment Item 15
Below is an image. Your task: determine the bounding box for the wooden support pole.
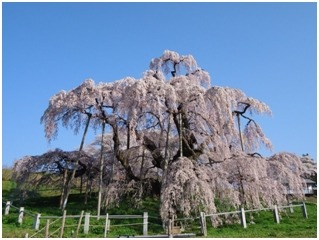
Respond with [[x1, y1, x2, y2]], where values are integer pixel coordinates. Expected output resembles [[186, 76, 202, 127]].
[[240, 208, 247, 228], [33, 213, 41, 230], [75, 210, 84, 237], [301, 202, 308, 219], [273, 205, 280, 224], [18, 207, 24, 225], [59, 210, 67, 238], [104, 213, 109, 237], [84, 212, 90, 234], [5, 201, 11, 215], [143, 212, 148, 236], [45, 219, 50, 238]]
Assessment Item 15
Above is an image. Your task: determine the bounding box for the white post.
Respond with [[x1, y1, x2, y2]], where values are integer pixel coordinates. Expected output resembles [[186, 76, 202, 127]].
[[273, 205, 280, 224], [104, 213, 109, 237], [84, 212, 90, 234], [240, 208, 247, 228], [5, 201, 11, 215], [289, 202, 294, 213], [143, 212, 148, 236], [18, 207, 24, 225], [200, 212, 207, 236], [33, 213, 41, 230], [301, 202, 308, 219], [168, 219, 173, 238]]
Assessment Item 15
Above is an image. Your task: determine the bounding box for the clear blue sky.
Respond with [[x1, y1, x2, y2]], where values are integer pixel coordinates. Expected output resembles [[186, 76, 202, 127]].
[[2, 2, 317, 167]]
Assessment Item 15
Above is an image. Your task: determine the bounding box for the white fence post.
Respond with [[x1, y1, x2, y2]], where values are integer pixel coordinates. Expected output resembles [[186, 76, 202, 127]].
[[273, 205, 280, 224], [5, 201, 11, 215], [289, 202, 294, 213], [84, 212, 90, 234], [168, 219, 173, 238], [18, 207, 24, 225], [143, 212, 148, 236], [104, 213, 109, 237], [33, 213, 41, 230], [240, 208, 247, 228], [301, 202, 308, 219], [200, 212, 207, 236]]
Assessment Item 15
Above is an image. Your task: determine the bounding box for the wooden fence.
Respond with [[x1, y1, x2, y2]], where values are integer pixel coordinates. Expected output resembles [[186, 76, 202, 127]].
[[3, 200, 309, 238], [195, 202, 308, 237], [30, 211, 149, 238]]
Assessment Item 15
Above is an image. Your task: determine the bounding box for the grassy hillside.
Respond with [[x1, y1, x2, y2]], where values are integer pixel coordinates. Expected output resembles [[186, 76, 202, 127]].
[[2, 169, 317, 238]]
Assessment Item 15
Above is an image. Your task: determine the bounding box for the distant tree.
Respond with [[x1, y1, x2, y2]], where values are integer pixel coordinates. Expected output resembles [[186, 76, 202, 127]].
[[300, 153, 317, 183], [13, 50, 309, 226]]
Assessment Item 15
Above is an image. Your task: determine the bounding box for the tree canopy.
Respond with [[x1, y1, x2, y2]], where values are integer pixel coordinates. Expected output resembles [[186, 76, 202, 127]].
[[13, 50, 315, 225]]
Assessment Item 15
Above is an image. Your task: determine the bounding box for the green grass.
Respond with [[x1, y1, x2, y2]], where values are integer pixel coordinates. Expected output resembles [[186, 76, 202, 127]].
[[2, 173, 317, 238], [205, 203, 317, 238]]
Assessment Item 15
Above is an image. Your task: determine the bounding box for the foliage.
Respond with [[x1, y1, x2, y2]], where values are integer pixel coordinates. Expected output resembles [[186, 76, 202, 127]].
[[12, 50, 316, 226]]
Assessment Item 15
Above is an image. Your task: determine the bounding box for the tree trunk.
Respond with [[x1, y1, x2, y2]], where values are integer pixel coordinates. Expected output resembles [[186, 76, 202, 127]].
[[111, 122, 140, 181], [59, 169, 68, 209], [236, 114, 245, 152], [60, 113, 92, 210], [161, 113, 171, 190], [127, 121, 130, 150], [97, 121, 106, 218], [179, 112, 183, 157]]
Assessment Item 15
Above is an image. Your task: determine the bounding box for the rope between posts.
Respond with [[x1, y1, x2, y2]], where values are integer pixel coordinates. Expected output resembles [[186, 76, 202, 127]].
[[108, 223, 144, 227], [3, 199, 37, 217], [8, 204, 21, 211], [148, 215, 162, 220], [175, 216, 199, 221], [278, 204, 303, 209], [148, 222, 164, 226], [245, 208, 272, 213], [205, 211, 241, 217]]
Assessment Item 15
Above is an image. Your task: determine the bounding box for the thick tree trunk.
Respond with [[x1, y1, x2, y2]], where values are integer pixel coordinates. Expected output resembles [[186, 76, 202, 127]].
[[171, 111, 201, 161], [111, 122, 140, 181]]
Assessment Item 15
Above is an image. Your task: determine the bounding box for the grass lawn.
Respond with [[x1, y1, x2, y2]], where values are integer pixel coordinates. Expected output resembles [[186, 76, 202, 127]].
[[205, 203, 317, 238], [2, 176, 317, 238]]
